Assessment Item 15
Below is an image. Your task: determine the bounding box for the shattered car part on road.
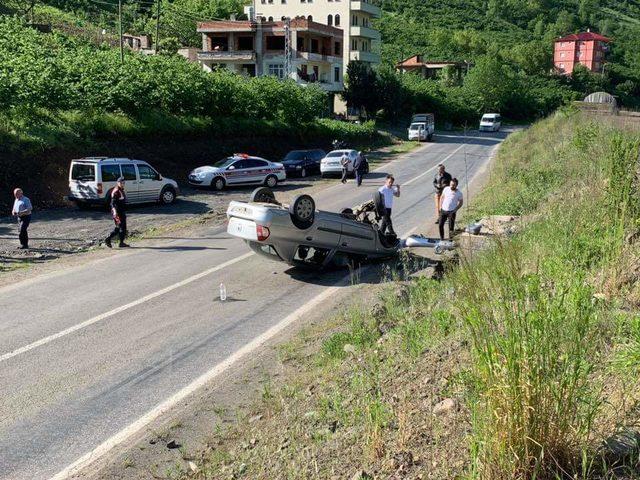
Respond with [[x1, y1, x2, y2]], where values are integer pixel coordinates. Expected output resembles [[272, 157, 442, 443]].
[[226, 188, 455, 269]]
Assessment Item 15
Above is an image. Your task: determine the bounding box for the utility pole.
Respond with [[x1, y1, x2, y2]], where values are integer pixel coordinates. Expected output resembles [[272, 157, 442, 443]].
[[118, 0, 124, 64], [154, 0, 161, 54], [284, 17, 291, 79]]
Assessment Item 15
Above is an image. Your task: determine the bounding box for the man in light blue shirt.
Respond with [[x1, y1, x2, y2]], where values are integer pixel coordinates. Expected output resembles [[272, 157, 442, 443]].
[[11, 188, 32, 249]]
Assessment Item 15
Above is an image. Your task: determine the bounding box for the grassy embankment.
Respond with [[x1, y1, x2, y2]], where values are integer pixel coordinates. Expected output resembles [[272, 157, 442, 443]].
[[182, 111, 640, 480]]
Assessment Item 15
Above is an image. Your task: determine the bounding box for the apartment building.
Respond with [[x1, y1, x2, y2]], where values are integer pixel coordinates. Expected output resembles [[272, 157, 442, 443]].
[[196, 18, 344, 93], [554, 31, 611, 75], [252, 0, 381, 70]]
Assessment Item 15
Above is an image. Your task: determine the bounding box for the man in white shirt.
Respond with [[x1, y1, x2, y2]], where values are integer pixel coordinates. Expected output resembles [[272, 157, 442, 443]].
[[438, 178, 463, 240], [377, 174, 400, 236], [11, 188, 33, 249]]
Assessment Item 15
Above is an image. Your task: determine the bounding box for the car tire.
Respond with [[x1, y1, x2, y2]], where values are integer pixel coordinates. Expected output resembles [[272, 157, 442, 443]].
[[300, 168, 307, 178], [264, 175, 278, 188], [250, 187, 277, 204], [160, 186, 176, 205], [211, 177, 225, 191], [427, 133, 433, 142], [289, 194, 315, 229]]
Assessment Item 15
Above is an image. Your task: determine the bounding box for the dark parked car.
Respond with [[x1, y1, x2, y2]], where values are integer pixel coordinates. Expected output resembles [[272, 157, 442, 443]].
[[281, 149, 326, 178]]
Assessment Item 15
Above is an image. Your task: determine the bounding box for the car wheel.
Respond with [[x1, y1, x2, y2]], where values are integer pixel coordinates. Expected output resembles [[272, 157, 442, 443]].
[[289, 194, 315, 229], [159, 186, 176, 205], [211, 177, 225, 191], [250, 187, 277, 204], [264, 175, 278, 188], [300, 168, 307, 178]]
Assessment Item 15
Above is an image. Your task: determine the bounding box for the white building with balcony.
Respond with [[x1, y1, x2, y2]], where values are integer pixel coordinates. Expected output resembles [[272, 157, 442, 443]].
[[252, 0, 382, 69], [196, 19, 344, 94]]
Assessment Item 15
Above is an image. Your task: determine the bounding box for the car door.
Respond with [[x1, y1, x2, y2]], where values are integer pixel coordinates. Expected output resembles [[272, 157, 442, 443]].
[[136, 163, 162, 202], [245, 159, 268, 183], [225, 160, 247, 185], [339, 220, 376, 253], [120, 163, 139, 203]]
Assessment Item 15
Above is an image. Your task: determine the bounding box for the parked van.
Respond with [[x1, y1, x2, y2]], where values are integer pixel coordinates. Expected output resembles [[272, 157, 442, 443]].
[[68, 157, 179, 208], [409, 113, 435, 141], [479, 113, 502, 132]]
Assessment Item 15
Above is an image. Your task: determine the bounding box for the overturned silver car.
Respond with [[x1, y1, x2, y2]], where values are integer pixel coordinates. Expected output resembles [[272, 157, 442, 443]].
[[226, 188, 451, 269]]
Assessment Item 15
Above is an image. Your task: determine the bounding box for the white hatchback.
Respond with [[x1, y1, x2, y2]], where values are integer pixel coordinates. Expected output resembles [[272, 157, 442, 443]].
[[320, 149, 358, 178]]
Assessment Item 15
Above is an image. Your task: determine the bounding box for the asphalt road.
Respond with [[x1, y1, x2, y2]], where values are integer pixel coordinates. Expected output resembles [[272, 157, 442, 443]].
[[0, 130, 508, 480]]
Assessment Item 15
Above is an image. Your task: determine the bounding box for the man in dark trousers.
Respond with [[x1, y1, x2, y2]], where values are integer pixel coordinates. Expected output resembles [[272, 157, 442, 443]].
[[377, 174, 400, 235], [340, 153, 350, 184], [353, 151, 367, 187], [104, 177, 130, 248], [433, 164, 452, 223], [11, 188, 32, 250], [438, 177, 463, 240]]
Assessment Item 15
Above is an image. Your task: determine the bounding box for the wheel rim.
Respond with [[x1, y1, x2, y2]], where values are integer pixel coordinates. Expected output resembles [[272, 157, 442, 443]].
[[162, 190, 174, 203], [301, 169, 306, 177], [296, 198, 313, 220], [267, 176, 277, 187], [215, 179, 224, 190]]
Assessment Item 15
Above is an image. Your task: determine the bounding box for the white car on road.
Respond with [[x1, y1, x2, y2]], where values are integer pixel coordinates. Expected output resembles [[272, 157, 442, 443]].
[[479, 113, 502, 132], [320, 149, 358, 178], [188, 154, 286, 191]]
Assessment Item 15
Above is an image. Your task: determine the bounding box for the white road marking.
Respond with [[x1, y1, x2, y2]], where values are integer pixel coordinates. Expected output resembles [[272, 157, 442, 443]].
[[402, 144, 466, 186], [48, 281, 347, 480], [49, 139, 501, 480], [0, 252, 254, 364]]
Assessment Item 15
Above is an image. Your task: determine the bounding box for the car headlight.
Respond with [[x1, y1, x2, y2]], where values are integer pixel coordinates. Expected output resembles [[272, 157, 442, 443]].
[[296, 165, 302, 169]]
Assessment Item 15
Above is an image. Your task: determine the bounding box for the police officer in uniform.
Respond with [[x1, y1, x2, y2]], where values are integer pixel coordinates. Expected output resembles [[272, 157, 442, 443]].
[[104, 177, 130, 248]]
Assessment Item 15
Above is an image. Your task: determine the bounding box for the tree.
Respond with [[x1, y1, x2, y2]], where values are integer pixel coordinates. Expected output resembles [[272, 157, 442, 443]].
[[507, 40, 552, 75], [462, 55, 518, 113], [342, 61, 379, 117]]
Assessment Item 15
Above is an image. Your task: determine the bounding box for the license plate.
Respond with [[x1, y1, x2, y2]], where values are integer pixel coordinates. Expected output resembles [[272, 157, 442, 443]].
[[228, 217, 258, 240]]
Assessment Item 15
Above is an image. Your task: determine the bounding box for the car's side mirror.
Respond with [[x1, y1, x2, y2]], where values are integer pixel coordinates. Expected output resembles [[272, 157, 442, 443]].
[[228, 165, 235, 170]]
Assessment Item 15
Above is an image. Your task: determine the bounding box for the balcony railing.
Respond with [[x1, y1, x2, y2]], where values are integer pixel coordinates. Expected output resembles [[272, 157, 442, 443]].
[[197, 50, 255, 61], [297, 51, 341, 62], [349, 50, 381, 63], [350, 1, 381, 18], [349, 26, 381, 40]]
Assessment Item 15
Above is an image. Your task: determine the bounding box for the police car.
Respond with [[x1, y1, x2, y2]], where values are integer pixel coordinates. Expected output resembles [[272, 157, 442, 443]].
[[188, 154, 286, 191]]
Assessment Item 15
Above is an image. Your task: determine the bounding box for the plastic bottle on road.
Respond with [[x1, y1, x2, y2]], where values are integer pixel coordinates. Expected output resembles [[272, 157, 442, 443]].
[[219, 283, 227, 302]]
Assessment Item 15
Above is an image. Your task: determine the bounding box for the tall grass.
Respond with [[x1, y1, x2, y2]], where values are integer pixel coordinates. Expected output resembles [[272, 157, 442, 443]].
[[455, 111, 640, 479]]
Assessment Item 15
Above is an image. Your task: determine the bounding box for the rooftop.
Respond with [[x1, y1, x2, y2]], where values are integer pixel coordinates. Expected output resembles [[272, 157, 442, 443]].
[[556, 31, 612, 43], [396, 55, 466, 68], [197, 18, 343, 37]]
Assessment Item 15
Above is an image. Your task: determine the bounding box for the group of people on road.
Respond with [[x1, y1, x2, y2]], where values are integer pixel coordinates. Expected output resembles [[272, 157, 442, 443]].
[[374, 163, 462, 241], [9, 178, 130, 251], [340, 151, 367, 187]]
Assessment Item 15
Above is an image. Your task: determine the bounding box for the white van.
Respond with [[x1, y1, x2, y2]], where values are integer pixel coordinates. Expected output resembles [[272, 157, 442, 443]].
[[68, 157, 179, 208], [409, 113, 435, 141], [479, 113, 502, 132]]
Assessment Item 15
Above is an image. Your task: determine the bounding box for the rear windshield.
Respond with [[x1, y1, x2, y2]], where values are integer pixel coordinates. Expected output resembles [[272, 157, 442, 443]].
[[326, 151, 348, 158], [212, 158, 237, 168], [71, 163, 95, 181]]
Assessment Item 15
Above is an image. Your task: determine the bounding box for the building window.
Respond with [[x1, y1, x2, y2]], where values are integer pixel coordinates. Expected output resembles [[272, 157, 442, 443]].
[[307, 15, 313, 21], [266, 36, 285, 50], [268, 16, 273, 21], [335, 14, 340, 26], [238, 36, 253, 50], [297, 37, 304, 51], [352, 14, 357, 26], [327, 14, 333, 26], [268, 64, 285, 79], [311, 38, 319, 53], [334, 41, 341, 55], [334, 66, 340, 82], [351, 39, 357, 50], [560, 52, 565, 58]]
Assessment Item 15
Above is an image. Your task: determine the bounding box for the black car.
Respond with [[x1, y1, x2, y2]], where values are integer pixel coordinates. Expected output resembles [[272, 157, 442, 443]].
[[282, 149, 326, 178]]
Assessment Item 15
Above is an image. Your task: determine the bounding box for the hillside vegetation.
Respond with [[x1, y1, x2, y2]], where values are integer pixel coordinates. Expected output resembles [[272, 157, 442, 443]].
[[186, 112, 640, 479]]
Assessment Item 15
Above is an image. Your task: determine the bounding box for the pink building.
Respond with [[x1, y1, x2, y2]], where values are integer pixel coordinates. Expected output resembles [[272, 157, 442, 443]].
[[554, 31, 611, 75]]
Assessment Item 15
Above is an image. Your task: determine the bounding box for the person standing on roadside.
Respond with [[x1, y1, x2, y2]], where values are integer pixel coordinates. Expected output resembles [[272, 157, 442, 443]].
[[433, 164, 452, 223], [353, 151, 367, 187], [340, 152, 350, 184], [378, 174, 400, 236], [11, 188, 32, 250], [438, 178, 463, 241], [104, 177, 130, 248]]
